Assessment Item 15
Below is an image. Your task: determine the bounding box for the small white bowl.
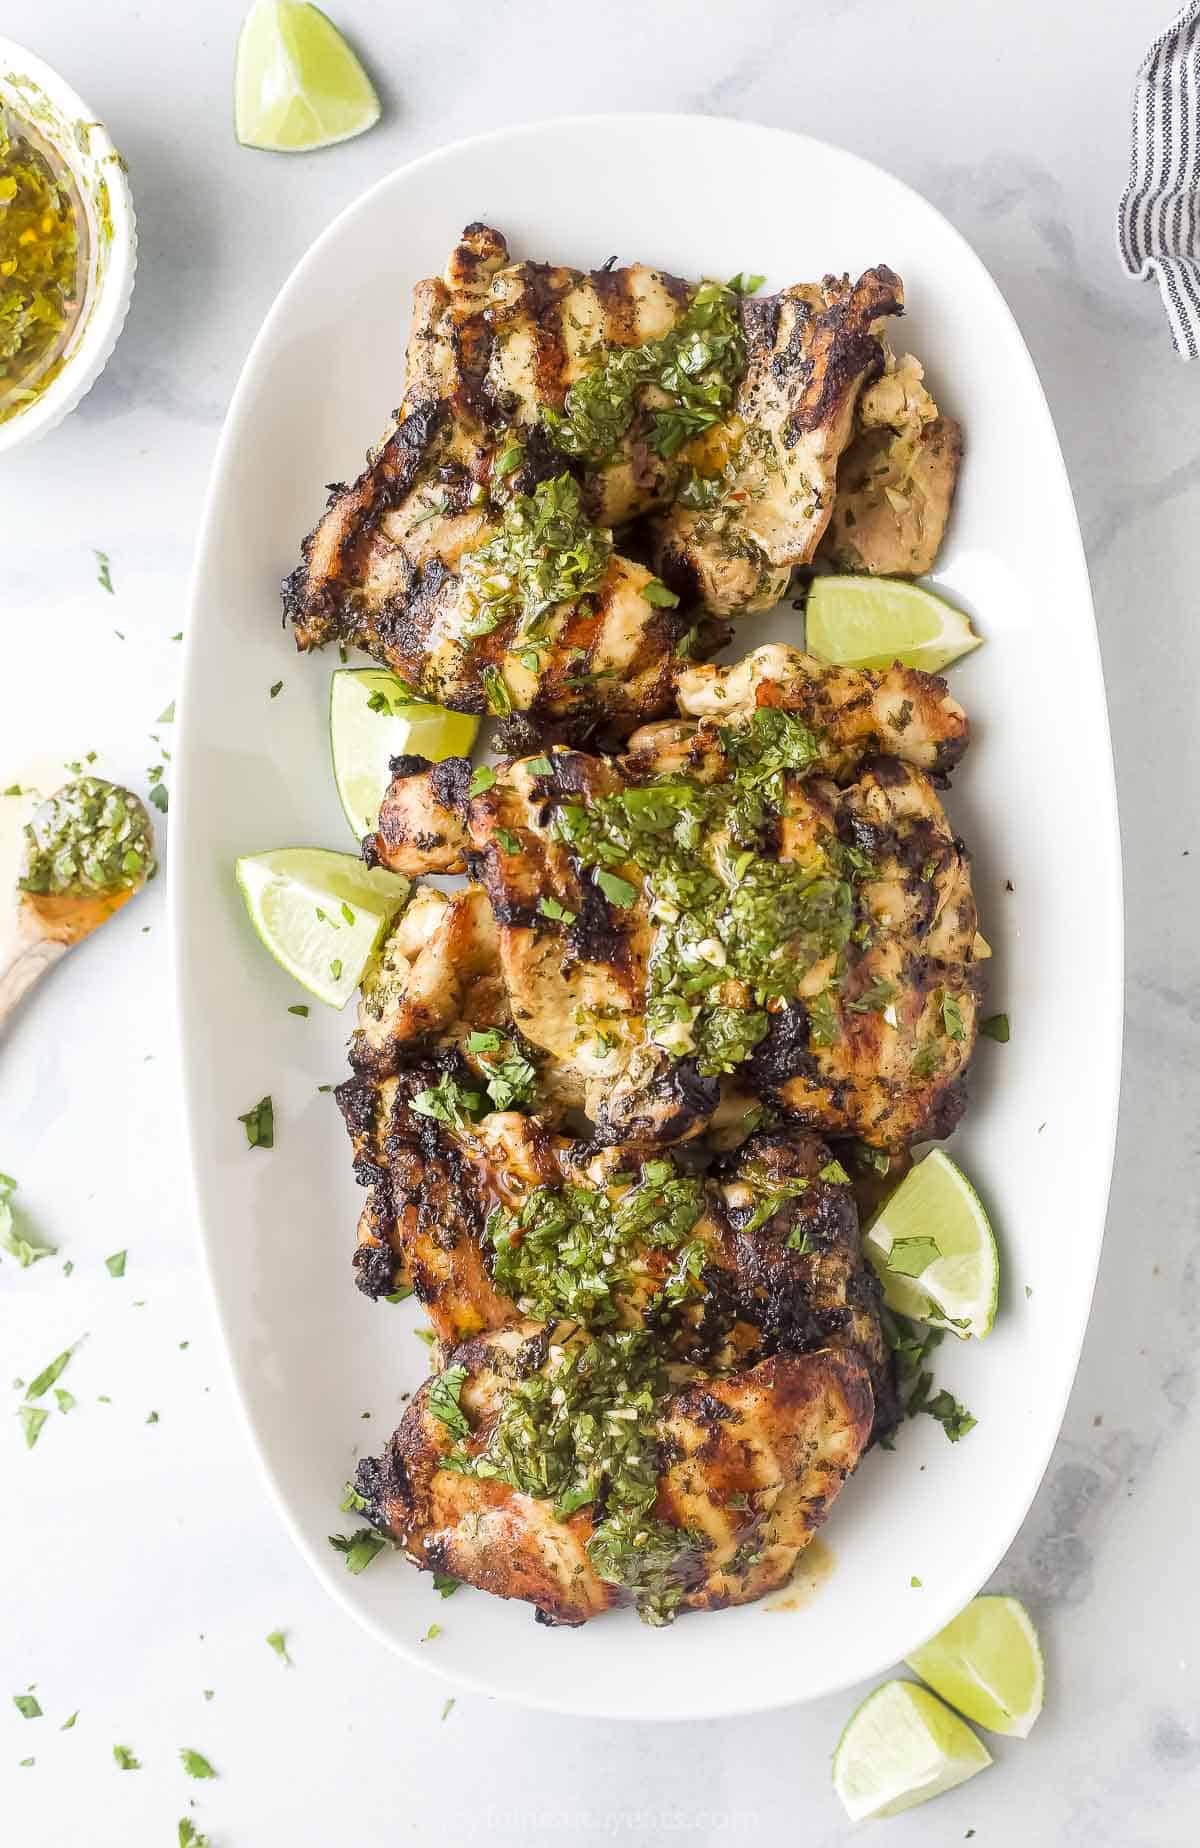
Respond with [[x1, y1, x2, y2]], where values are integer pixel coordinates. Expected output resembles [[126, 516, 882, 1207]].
[[0, 38, 136, 455]]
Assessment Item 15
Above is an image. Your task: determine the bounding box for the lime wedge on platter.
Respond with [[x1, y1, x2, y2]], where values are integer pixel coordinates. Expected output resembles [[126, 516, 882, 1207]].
[[806, 574, 982, 673], [906, 1595, 1045, 1738], [235, 1, 381, 152], [235, 847, 408, 1008], [833, 1678, 992, 1821], [864, 1149, 999, 1339], [329, 669, 479, 841]]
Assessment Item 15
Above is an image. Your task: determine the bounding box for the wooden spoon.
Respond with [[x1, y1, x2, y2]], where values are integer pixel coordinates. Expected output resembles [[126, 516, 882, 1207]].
[[0, 780, 154, 1027]]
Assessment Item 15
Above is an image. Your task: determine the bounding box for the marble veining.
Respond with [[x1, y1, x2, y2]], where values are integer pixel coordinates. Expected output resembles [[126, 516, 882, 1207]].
[[3, 2, 1198, 1844]]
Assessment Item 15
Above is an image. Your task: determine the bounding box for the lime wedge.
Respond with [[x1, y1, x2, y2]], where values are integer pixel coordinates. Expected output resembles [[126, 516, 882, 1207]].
[[906, 1596, 1045, 1738], [833, 1679, 992, 1821], [806, 575, 981, 672], [330, 670, 479, 841], [864, 1149, 998, 1339], [236, 847, 408, 1007], [235, 1, 381, 152]]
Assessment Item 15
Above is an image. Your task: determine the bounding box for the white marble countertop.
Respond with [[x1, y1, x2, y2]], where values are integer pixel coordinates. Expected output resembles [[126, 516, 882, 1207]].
[[3, 2, 1199, 1842]]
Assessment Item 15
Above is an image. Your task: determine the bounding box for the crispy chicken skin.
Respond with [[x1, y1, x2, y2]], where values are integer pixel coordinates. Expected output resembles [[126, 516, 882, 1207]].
[[650, 268, 904, 615], [356, 1325, 873, 1625], [363, 646, 979, 1151]]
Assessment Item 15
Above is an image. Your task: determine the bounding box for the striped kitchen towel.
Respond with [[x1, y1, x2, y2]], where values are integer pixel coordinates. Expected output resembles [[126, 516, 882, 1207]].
[[1118, 0, 1200, 356]]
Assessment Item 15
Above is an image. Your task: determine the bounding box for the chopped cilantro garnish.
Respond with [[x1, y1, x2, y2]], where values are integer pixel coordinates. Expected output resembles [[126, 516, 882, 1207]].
[[441, 1697, 456, 1722], [329, 958, 343, 981], [979, 1012, 1010, 1042], [463, 473, 612, 653], [269, 680, 283, 699], [12, 1694, 41, 1719], [427, 1365, 471, 1440], [0, 1174, 55, 1267], [180, 1747, 216, 1780], [112, 1744, 140, 1770], [480, 666, 512, 716], [287, 1004, 309, 1017], [468, 765, 497, 797], [26, 1344, 77, 1400], [179, 1822, 211, 1848], [265, 1630, 292, 1666], [886, 1236, 942, 1278], [432, 1573, 460, 1598], [339, 1480, 368, 1514], [105, 1249, 127, 1278], [410, 1072, 485, 1130], [537, 895, 576, 925], [942, 990, 965, 1040], [237, 1095, 274, 1149], [148, 783, 168, 814], [421, 1623, 442, 1643], [54, 1389, 75, 1414], [640, 578, 680, 609], [60, 1711, 77, 1729], [594, 868, 638, 908], [328, 1528, 387, 1574], [157, 701, 176, 723], [94, 551, 114, 594]]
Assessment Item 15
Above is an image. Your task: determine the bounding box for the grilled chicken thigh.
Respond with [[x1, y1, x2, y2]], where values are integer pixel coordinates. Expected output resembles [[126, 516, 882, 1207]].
[[363, 646, 980, 1151], [356, 1322, 873, 1625], [283, 226, 933, 726], [820, 348, 962, 577]]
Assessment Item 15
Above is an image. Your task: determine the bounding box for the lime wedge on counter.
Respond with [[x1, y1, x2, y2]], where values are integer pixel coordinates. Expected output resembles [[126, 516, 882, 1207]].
[[236, 847, 408, 1007], [833, 1679, 992, 1821], [906, 1596, 1045, 1738], [235, 1, 381, 152], [806, 575, 981, 672], [864, 1149, 998, 1339], [330, 670, 479, 841]]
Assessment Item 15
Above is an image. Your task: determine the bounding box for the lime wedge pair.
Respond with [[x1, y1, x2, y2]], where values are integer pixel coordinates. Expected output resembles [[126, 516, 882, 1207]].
[[834, 1597, 1044, 1820], [806, 575, 981, 673], [864, 1149, 999, 1340], [235, 1, 380, 152]]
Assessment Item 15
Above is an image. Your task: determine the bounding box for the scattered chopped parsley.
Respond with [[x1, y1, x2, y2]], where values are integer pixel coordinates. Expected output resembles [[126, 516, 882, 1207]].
[[432, 1573, 460, 1598], [328, 1528, 387, 1574], [112, 1744, 140, 1770], [468, 765, 497, 797], [339, 1481, 368, 1514], [13, 1404, 41, 1448], [105, 1250, 127, 1278], [180, 1747, 216, 1780], [148, 783, 168, 814], [60, 1711, 77, 1729], [287, 1004, 309, 1018], [537, 894, 576, 925], [12, 1694, 41, 1719], [269, 680, 283, 699], [441, 1697, 456, 1722], [157, 701, 176, 724], [329, 958, 343, 981], [94, 551, 114, 594], [421, 1623, 442, 1643], [178, 1822, 211, 1848], [911, 1575, 923, 1588], [54, 1389, 75, 1414], [979, 1012, 1010, 1042], [907, 1375, 977, 1442], [238, 1095, 274, 1149]]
